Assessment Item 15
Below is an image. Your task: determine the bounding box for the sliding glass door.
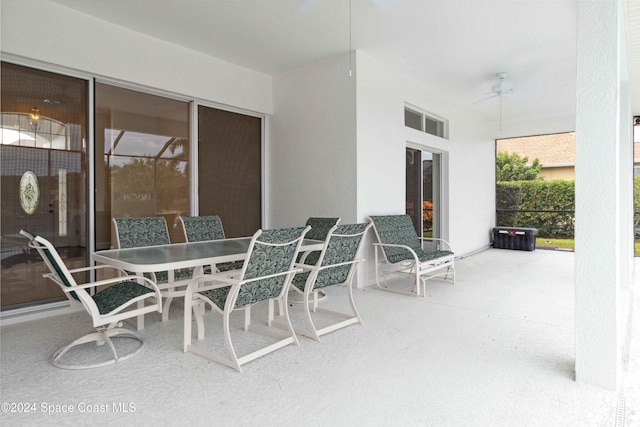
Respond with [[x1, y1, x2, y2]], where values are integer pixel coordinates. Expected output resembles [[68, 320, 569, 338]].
[[197, 105, 262, 237], [1, 63, 88, 309], [94, 83, 190, 249], [1, 64, 264, 313], [406, 147, 441, 239]]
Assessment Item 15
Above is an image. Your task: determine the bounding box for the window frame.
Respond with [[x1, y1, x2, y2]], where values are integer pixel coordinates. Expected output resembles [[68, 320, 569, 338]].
[[404, 104, 449, 140]]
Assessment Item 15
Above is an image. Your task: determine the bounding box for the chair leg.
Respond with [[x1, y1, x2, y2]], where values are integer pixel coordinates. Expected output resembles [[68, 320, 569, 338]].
[[184, 317, 192, 353], [162, 295, 174, 322], [195, 302, 206, 340], [268, 299, 276, 324], [298, 283, 363, 341], [302, 289, 321, 341], [373, 246, 393, 291], [374, 247, 385, 290], [347, 282, 363, 325], [136, 300, 145, 330], [223, 309, 242, 372], [277, 298, 285, 316], [281, 291, 300, 347], [244, 306, 251, 331], [183, 287, 202, 351], [51, 328, 145, 370]]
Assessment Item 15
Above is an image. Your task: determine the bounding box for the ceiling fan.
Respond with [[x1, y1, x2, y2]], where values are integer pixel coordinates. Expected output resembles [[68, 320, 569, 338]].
[[474, 72, 515, 104], [299, 0, 397, 13], [474, 72, 520, 131]]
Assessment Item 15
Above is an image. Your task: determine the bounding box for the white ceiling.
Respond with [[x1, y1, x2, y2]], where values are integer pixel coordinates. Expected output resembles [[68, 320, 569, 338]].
[[49, 0, 640, 125]]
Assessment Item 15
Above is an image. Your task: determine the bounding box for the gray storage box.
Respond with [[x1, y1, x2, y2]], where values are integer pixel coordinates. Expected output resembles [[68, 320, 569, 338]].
[[493, 227, 538, 251]]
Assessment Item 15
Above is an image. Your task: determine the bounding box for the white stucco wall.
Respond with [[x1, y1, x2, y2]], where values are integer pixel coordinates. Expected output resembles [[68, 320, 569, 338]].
[[271, 52, 498, 288], [270, 53, 358, 229], [356, 53, 497, 259], [574, 0, 633, 390], [0, 0, 272, 115]]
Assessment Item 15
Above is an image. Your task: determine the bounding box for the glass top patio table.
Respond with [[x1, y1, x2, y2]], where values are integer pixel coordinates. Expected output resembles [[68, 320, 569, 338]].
[[92, 237, 324, 274]]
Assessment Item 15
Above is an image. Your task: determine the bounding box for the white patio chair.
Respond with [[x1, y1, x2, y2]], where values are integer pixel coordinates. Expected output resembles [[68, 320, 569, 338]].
[[291, 217, 341, 304], [282, 222, 372, 341], [179, 215, 244, 272], [296, 217, 340, 264], [183, 226, 310, 372], [20, 230, 162, 369], [369, 214, 455, 296], [113, 216, 194, 321]]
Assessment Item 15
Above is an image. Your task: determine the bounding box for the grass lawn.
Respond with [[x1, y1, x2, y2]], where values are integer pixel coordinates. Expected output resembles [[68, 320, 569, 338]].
[[425, 232, 640, 256], [536, 237, 574, 251], [537, 237, 640, 256]]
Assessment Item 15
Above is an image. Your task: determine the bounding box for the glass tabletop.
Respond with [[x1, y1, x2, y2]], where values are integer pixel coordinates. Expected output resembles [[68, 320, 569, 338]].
[[93, 238, 324, 272]]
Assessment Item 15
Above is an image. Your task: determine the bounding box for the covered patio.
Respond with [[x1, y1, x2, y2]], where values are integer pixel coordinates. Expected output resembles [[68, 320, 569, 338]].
[[2, 248, 638, 426], [0, 1, 639, 424]]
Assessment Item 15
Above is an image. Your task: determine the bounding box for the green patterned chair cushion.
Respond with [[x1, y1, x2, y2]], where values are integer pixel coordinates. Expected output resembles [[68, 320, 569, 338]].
[[292, 223, 369, 292], [23, 230, 81, 301], [419, 249, 454, 262], [200, 227, 306, 310], [296, 217, 340, 264], [180, 215, 244, 272], [113, 217, 170, 248], [305, 217, 340, 241], [22, 231, 156, 311], [181, 215, 225, 241], [92, 281, 155, 315], [215, 261, 245, 272], [114, 216, 193, 282], [152, 269, 195, 283], [299, 250, 321, 266], [370, 215, 453, 264]]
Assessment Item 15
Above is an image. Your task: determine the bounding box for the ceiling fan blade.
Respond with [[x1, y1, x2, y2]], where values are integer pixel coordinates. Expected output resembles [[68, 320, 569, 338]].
[[472, 93, 499, 105], [298, 0, 321, 13]]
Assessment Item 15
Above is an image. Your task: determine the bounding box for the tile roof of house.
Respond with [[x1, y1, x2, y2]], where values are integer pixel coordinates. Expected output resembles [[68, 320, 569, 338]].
[[496, 133, 575, 166], [497, 132, 640, 166]]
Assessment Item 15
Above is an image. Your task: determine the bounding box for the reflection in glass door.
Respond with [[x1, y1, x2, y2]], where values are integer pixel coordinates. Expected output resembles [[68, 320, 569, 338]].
[[94, 83, 189, 250], [406, 147, 441, 239], [1, 62, 88, 310]]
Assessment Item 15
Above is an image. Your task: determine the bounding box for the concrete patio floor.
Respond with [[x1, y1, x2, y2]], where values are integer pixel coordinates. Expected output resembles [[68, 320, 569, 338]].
[[1, 248, 638, 426]]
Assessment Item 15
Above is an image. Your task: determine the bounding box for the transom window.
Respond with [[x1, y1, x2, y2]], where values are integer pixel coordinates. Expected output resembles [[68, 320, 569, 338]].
[[404, 106, 448, 139]]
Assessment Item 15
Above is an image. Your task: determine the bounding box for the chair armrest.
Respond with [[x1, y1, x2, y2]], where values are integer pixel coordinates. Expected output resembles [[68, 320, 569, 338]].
[[319, 258, 364, 270], [67, 264, 130, 277], [241, 268, 303, 285], [58, 274, 162, 294], [373, 242, 415, 250], [188, 268, 302, 294], [419, 237, 454, 252], [293, 262, 317, 272], [186, 273, 240, 293], [372, 242, 420, 261]]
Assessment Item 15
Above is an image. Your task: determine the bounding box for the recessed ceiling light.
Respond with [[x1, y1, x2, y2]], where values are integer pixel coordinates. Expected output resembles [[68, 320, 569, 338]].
[[43, 99, 61, 104]]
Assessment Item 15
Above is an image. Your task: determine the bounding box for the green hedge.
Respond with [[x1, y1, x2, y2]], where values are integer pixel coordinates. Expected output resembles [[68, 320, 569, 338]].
[[496, 180, 575, 238]]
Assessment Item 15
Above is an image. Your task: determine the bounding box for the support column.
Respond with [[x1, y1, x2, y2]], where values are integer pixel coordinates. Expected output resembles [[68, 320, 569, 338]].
[[574, 0, 631, 390]]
